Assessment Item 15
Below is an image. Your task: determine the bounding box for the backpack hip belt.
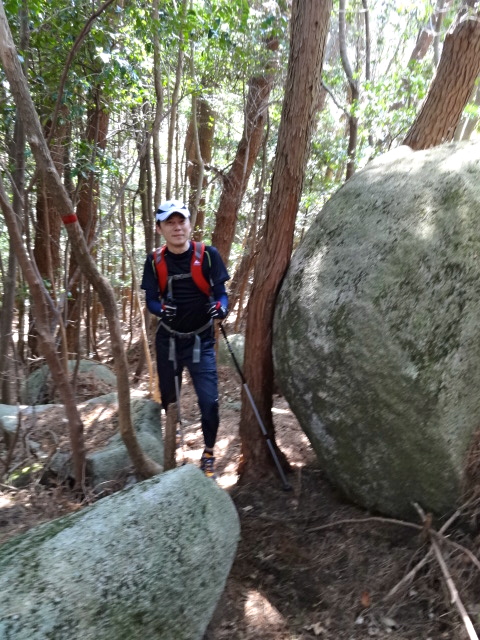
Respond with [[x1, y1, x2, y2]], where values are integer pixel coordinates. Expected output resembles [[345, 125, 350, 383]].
[[158, 319, 213, 364]]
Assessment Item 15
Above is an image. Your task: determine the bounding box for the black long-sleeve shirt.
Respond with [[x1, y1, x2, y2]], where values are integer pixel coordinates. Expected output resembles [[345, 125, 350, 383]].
[[141, 242, 229, 334]]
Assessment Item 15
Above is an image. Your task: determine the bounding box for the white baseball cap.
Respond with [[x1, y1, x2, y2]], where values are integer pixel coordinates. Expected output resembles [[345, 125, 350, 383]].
[[155, 199, 190, 222]]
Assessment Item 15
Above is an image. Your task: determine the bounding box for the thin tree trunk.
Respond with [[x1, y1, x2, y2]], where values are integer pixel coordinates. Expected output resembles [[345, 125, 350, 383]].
[[186, 96, 215, 240], [339, 0, 359, 180], [211, 37, 278, 265], [166, 0, 187, 200], [238, 0, 332, 480], [66, 95, 109, 355], [0, 2, 27, 403], [409, 0, 451, 64], [404, 14, 480, 150], [454, 81, 480, 140], [0, 1, 161, 479], [188, 89, 205, 231], [152, 0, 163, 207], [1, 114, 24, 403], [0, 176, 86, 486]]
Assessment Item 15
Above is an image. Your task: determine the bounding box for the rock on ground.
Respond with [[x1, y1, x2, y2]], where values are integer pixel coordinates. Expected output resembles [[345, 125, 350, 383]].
[[0, 465, 240, 640], [21, 359, 117, 405], [274, 141, 480, 518]]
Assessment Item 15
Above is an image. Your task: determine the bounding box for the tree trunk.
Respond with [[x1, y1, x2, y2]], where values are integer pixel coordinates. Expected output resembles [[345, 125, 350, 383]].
[[454, 82, 480, 140], [29, 110, 68, 358], [238, 0, 332, 481], [0, 176, 86, 486], [166, 0, 187, 200], [339, 0, 360, 180], [0, 113, 24, 403], [151, 0, 163, 208], [186, 96, 215, 239], [66, 97, 109, 355], [34, 109, 68, 285], [0, 1, 161, 479], [211, 38, 278, 265], [404, 15, 480, 150], [0, 4, 27, 403], [409, 0, 451, 64]]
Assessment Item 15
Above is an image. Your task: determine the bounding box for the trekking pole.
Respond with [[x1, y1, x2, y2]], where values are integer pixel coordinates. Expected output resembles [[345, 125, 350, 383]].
[[219, 323, 292, 491], [174, 373, 187, 461], [171, 340, 187, 465]]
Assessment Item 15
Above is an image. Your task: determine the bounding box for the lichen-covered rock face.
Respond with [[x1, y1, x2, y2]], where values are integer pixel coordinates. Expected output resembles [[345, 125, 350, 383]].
[[0, 465, 240, 640], [273, 142, 480, 518]]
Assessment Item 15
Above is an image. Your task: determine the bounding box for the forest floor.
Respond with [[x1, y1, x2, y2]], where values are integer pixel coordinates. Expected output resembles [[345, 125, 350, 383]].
[[2, 342, 480, 639]]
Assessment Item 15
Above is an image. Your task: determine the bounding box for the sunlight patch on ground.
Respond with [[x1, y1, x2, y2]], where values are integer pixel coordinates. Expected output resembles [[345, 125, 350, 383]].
[[217, 473, 238, 489], [272, 407, 290, 415], [215, 436, 233, 453], [0, 494, 13, 509], [79, 405, 117, 430], [244, 588, 286, 631], [130, 389, 146, 399]]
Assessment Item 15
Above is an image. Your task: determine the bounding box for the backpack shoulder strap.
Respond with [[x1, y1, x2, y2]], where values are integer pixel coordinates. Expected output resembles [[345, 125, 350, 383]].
[[153, 245, 168, 295], [191, 241, 212, 297]]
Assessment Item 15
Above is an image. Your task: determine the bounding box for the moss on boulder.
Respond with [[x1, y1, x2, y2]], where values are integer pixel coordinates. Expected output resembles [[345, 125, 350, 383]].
[[274, 142, 480, 518], [0, 465, 240, 639]]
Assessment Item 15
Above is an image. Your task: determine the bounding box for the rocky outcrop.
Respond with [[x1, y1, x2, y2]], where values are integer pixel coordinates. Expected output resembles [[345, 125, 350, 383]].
[[0, 465, 240, 640], [273, 142, 480, 518]]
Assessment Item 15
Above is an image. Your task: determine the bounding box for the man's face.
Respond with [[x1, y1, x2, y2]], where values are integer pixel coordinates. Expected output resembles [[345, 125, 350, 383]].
[[159, 213, 191, 250]]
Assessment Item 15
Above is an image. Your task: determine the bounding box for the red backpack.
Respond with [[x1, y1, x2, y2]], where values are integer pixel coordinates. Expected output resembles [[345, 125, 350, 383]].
[[154, 241, 212, 297]]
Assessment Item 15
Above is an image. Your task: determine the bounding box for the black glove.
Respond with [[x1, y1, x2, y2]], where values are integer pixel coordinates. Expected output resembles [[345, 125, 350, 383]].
[[208, 301, 227, 319], [161, 300, 177, 319]]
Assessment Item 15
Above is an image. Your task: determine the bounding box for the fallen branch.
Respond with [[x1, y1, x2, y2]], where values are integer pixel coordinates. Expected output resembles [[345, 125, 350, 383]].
[[414, 502, 479, 640], [385, 499, 480, 600]]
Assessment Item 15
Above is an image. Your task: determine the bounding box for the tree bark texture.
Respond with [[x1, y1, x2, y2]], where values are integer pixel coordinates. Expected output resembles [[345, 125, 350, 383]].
[[34, 109, 68, 284], [151, 0, 163, 208], [238, 0, 332, 480], [166, 0, 187, 200], [0, 1, 161, 479], [186, 97, 214, 239], [404, 15, 480, 150], [0, 176, 86, 486], [409, 0, 451, 64], [66, 100, 109, 355], [0, 114, 24, 403], [211, 38, 278, 265]]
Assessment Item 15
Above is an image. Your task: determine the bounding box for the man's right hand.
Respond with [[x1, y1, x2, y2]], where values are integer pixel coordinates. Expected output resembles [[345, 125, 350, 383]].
[[161, 301, 177, 319]]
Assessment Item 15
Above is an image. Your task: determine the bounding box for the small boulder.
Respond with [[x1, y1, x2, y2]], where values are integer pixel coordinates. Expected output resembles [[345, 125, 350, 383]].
[[21, 360, 117, 405], [0, 465, 240, 640]]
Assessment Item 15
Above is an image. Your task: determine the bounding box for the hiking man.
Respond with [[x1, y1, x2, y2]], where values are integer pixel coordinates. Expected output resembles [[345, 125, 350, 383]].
[[141, 200, 230, 478]]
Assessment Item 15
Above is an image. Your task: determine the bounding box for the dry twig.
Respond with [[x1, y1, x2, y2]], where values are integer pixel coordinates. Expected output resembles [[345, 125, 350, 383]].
[[414, 502, 479, 640], [385, 500, 479, 600]]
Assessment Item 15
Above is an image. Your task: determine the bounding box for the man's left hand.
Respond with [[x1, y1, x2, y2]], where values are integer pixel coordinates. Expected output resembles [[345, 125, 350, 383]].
[[208, 301, 227, 319]]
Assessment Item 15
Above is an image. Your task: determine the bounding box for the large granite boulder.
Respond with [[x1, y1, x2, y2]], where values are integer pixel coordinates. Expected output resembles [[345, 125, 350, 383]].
[[0, 465, 240, 640], [21, 359, 117, 405], [273, 141, 480, 518]]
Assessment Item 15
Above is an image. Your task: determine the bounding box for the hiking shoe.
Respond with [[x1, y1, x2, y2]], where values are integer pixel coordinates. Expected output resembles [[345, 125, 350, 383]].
[[200, 452, 216, 479]]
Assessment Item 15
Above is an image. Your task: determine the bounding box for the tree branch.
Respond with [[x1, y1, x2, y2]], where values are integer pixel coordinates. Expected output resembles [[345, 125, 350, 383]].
[[47, 0, 117, 145]]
